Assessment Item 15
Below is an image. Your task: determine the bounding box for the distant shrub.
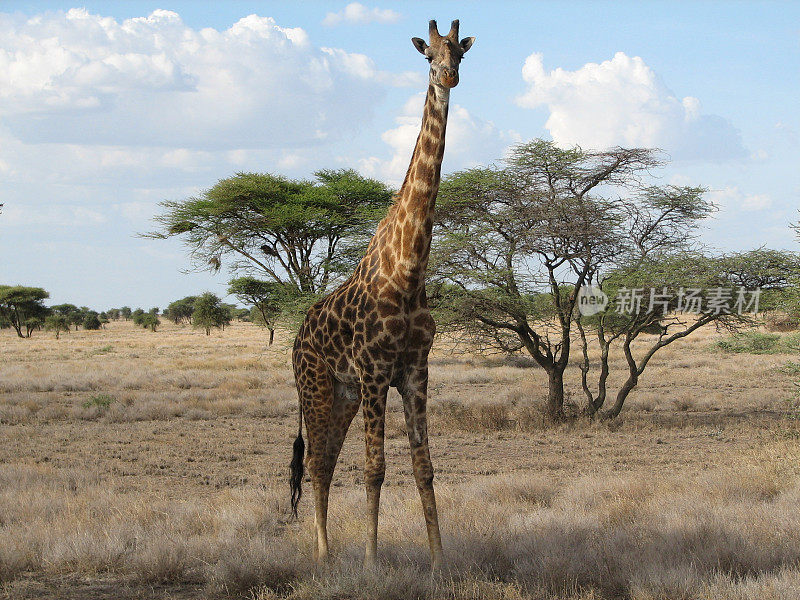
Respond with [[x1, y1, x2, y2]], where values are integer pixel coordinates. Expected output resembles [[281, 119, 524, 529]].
[[715, 331, 800, 354], [82, 394, 114, 410]]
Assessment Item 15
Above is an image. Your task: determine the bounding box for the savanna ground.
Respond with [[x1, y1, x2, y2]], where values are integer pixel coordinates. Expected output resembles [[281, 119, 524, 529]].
[[1, 320, 800, 599]]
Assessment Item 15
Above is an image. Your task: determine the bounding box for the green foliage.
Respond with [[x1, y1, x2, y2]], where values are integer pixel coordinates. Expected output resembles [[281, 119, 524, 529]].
[[0, 285, 50, 338], [120, 306, 132, 320], [83, 312, 102, 330], [192, 292, 229, 335], [139, 313, 160, 332], [131, 309, 145, 325], [231, 307, 250, 321], [148, 169, 394, 294], [780, 361, 800, 374], [228, 276, 296, 341], [82, 394, 114, 410], [716, 331, 800, 355], [717, 249, 800, 292], [51, 303, 78, 317], [165, 296, 197, 324], [44, 314, 70, 339]]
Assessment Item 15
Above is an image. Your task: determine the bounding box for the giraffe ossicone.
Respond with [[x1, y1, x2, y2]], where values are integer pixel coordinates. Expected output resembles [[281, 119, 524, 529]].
[[289, 19, 475, 571]]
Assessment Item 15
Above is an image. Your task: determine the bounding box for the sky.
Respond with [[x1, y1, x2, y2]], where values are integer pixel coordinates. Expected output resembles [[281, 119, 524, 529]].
[[0, 1, 798, 310]]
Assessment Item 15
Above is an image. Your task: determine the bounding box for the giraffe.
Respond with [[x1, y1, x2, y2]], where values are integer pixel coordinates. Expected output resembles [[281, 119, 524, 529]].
[[289, 19, 475, 570]]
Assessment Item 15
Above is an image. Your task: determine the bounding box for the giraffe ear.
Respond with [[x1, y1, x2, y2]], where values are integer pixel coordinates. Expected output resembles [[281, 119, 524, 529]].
[[460, 37, 475, 53], [412, 37, 429, 55]]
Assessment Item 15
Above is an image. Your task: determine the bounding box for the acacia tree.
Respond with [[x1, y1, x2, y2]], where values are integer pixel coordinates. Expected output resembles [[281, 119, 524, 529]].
[[575, 254, 751, 419], [165, 296, 197, 324], [0, 286, 49, 338], [148, 169, 394, 295], [192, 292, 228, 335], [716, 248, 800, 329], [83, 311, 102, 330], [577, 247, 800, 418], [50, 304, 81, 331], [140, 313, 160, 332], [44, 314, 70, 339], [431, 141, 660, 421], [228, 276, 292, 345], [569, 184, 722, 417]]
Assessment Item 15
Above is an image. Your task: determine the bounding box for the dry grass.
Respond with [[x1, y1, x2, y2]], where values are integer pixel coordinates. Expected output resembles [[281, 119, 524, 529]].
[[1, 321, 800, 599], [1, 453, 800, 599]]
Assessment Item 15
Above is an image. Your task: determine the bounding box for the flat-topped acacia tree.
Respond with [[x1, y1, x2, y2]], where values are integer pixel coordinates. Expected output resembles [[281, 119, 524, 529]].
[[148, 169, 394, 297]]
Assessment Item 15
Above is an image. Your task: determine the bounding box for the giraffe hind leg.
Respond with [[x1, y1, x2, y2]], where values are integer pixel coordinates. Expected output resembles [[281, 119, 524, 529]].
[[326, 380, 361, 476], [294, 348, 336, 562]]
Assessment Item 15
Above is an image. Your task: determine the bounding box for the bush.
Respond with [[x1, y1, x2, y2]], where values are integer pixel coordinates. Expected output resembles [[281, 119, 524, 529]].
[[765, 311, 800, 332], [82, 394, 115, 410], [716, 331, 800, 354]]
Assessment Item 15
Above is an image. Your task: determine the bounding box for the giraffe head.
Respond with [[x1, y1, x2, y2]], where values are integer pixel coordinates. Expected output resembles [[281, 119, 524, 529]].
[[412, 20, 475, 89]]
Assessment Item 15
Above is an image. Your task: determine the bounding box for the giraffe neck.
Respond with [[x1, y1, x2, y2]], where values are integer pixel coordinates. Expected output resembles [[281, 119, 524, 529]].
[[374, 84, 450, 289]]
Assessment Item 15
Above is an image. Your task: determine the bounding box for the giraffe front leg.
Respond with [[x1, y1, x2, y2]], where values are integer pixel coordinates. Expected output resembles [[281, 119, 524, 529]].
[[361, 378, 388, 569], [400, 364, 444, 571]]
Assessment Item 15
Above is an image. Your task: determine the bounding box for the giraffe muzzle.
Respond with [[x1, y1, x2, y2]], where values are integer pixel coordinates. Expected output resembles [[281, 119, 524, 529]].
[[439, 69, 459, 88]]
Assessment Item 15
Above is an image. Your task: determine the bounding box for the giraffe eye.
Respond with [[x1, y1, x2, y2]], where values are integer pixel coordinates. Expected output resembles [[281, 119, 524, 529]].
[[426, 56, 433, 63]]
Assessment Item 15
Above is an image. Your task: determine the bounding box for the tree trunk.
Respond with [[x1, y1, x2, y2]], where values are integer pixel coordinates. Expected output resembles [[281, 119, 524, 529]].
[[605, 375, 638, 419], [546, 368, 566, 422], [269, 328, 275, 346]]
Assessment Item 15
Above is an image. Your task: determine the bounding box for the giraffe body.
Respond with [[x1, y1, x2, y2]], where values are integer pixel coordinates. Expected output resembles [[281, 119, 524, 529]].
[[290, 20, 475, 570]]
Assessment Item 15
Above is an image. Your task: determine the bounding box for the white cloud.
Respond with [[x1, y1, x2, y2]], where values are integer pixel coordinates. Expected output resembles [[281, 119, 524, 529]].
[[706, 186, 772, 212], [516, 52, 746, 161], [741, 193, 772, 211], [2, 204, 107, 227], [0, 8, 398, 150], [320, 47, 422, 87], [323, 3, 401, 27], [359, 93, 519, 186]]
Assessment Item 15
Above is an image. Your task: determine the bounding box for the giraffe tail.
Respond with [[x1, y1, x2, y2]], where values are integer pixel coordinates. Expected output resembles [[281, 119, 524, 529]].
[[289, 406, 305, 519]]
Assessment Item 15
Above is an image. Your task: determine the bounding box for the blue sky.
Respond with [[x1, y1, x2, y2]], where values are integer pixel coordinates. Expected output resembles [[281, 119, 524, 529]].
[[0, 1, 798, 309]]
